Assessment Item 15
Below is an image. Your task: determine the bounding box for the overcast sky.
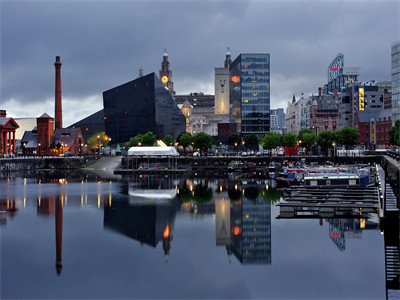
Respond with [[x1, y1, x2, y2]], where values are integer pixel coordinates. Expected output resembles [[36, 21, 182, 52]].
[[1, 0, 399, 126]]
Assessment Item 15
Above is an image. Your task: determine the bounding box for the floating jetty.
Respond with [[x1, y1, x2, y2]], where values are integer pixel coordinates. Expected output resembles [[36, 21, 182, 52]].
[[277, 186, 379, 218]]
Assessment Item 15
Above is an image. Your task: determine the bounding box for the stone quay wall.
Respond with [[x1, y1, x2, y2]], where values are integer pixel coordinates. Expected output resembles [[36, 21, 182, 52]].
[[0, 156, 97, 172], [121, 155, 380, 170]]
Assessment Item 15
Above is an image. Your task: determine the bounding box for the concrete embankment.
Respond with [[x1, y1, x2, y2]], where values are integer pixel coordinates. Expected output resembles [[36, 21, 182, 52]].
[[381, 155, 400, 196], [0, 156, 96, 172]]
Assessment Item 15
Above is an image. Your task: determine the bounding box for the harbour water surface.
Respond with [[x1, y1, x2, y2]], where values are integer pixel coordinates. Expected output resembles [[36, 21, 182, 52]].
[[0, 173, 388, 299]]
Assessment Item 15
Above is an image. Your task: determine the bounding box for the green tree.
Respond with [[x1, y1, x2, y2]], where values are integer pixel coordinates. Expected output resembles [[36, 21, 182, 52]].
[[128, 134, 143, 147], [282, 132, 298, 155], [336, 127, 359, 149], [317, 130, 335, 156], [86, 132, 111, 153], [261, 187, 283, 203], [193, 184, 213, 203], [178, 183, 193, 203], [243, 134, 259, 149], [228, 133, 242, 148], [389, 119, 400, 146], [298, 128, 313, 140], [193, 132, 212, 154], [302, 132, 317, 154], [260, 132, 281, 155], [163, 134, 174, 146], [178, 132, 192, 152], [141, 132, 157, 146]]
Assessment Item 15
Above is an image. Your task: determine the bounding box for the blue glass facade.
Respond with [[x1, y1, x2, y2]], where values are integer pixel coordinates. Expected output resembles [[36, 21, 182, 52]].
[[230, 53, 270, 134], [230, 186, 271, 264]]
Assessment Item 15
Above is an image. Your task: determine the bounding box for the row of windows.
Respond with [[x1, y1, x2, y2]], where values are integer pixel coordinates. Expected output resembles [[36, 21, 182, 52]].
[[241, 82, 270, 87], [240, 63, 270, 70]]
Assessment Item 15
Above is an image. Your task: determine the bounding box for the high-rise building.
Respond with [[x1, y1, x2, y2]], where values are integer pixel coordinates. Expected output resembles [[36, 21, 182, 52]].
[[230, 53, 270, 134], [230, 186, 271, 265], [392, 41, 400, 124], [270, 108, 285, 133], [324, 53, 359, 95], [214, 50, 231, 115], [159, 49, 175, 95], [103, 72, 185, 143]]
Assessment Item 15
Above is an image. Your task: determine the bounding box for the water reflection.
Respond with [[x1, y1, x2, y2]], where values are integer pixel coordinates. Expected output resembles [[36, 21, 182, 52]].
[[0, 199, 18, 225], [104, 198, 180, 258], [0, 173, 395, 299], [327, 218, 379, 251]]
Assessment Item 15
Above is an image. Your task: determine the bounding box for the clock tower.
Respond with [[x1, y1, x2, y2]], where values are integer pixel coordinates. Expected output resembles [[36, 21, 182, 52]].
[[159, 49, 175, 95]]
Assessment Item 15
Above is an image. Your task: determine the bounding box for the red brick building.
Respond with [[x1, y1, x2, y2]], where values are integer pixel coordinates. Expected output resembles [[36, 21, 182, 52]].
[[37, 113, 54, 155], [354, 110, 392, 147], [310, 99, 339, 134], [0, 111, 19, 154]]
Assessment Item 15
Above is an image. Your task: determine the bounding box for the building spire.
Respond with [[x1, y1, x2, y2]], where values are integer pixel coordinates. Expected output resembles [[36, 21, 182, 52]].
[[224, 47, 232, 68], [163, 48, 168, 57], [139, 66, 143, 78], [292, 94, 296, 103]]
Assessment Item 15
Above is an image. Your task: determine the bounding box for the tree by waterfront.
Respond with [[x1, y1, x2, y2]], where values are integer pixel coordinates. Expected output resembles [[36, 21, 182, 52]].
[[193, 184, 213, 203], [283, 132, 298, 155], [193, 132, 212, 154], [163, 134, 174, 146], [178, 133, 192, 152], [87, 132, 111, 153], [228, 133, 242, 148], [335, 127, 359, 149], [389, 119, 400, 146], [298, 128, 313, 140], [243, 134, 259, 149], [141, 132, 157, 146], [261, 132, 281, 155], [261, 187, 283, 203], [317, 130, 335, 155], [128, 134, 143, 147], [302, 132, 317, 154]]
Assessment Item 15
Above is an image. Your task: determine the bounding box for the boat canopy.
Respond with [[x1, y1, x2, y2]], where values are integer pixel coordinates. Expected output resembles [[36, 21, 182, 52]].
[[127, 146, 179, 156]]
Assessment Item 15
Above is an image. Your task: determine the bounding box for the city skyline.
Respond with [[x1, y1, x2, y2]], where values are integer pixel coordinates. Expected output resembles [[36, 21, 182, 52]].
[[1, 0, 399, 126]]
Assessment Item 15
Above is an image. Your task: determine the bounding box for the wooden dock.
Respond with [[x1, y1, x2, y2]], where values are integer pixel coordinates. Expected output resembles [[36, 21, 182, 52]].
[[277, 186, 379, 218]]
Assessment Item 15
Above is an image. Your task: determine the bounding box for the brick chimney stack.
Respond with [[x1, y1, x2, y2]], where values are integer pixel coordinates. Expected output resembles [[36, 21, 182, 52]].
[[318, 87, 322, 98], [334, 88, 338, 98], [54, 56, 62, 129]]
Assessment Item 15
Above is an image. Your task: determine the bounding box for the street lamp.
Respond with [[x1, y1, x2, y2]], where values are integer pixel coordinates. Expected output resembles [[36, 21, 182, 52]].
[[97, 135, 101, 155]]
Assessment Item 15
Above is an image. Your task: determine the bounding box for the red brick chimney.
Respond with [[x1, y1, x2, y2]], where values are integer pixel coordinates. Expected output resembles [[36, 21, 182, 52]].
[[318, 87, 322, 98], [55, 195, 63, 275], [54, 56, 62, 130], [334, 88, 338, 98]]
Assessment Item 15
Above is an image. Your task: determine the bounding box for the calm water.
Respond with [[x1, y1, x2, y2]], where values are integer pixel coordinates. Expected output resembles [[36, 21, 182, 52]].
[[0, 173, 390, 299]]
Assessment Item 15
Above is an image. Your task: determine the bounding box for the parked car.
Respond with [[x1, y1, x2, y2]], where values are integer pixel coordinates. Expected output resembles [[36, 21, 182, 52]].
[[193, 152, 200, 157]]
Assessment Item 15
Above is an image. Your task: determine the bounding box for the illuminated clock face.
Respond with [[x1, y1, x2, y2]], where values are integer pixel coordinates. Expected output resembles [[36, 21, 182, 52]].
[[161, 75, 169, 84]]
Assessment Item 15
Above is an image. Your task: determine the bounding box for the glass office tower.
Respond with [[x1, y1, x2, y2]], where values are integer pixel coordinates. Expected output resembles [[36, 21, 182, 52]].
[[230, 53, 270, 134]]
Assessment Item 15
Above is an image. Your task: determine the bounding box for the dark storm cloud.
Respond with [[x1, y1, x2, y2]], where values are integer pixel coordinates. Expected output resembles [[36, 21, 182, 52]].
[[1, 0, 399, 124]]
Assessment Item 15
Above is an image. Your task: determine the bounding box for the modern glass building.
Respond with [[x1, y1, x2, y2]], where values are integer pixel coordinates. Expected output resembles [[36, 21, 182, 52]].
[[230, 53, 270, 134], [103, 73, 186, 143], [230, 185, 271, 264], [392, 41, 400, 124], [68, 109, 105, 140]]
